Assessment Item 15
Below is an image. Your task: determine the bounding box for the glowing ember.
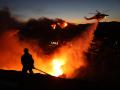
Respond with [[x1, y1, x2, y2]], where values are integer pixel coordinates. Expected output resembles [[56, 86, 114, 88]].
[[58, 22, 68, 29], [63, 22, 68, 28], [51, 59, 65, 77], [51, 23, 56, 29]]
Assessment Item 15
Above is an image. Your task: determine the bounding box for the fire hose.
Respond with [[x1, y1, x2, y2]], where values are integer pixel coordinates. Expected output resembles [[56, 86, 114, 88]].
[[33, 67, 51, 76]]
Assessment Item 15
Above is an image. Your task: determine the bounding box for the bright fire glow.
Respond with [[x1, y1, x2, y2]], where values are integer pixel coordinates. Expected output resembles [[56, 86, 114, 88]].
[[58, 22, 68, 29], [51, 59, 65, 77], [63, 22, 68, 28], [51, 23, 56, 29]]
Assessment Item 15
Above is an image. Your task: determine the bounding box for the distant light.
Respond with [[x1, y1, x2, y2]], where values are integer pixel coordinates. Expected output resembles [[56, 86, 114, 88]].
[[51, 41, 59, 45]]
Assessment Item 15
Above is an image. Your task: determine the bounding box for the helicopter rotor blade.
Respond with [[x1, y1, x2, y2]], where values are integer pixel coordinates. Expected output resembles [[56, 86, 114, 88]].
[[102, 9, 110, 13], [96, 10, 100, 13], [88, 13, 96, 14]]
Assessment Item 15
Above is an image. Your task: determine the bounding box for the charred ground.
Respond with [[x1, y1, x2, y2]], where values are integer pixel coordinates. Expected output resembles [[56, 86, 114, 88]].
[[0, 69, 119, 90]]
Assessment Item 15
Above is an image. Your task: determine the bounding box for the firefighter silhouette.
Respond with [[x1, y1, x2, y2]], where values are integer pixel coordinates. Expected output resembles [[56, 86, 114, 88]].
[[21, 48, 34, 74]]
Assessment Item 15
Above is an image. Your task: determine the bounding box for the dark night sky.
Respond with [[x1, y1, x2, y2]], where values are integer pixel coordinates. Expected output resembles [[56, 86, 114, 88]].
[[0, 0, 120, 23]]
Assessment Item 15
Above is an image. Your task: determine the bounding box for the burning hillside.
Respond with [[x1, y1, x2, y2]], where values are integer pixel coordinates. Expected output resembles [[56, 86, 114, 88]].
[[0, 8, 99, 78]]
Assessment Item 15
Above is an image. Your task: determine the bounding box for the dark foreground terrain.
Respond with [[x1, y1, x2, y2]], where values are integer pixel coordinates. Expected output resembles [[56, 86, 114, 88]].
[[0, 69, 119, 90]]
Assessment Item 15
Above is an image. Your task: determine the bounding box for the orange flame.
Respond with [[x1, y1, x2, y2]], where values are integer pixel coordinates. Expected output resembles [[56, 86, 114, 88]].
[[51, 21, 68, 30], [51, 23, 56, 29], [51, 59, 65, 77], [58, 22, 68, 29], [62, 22, 68, 28]]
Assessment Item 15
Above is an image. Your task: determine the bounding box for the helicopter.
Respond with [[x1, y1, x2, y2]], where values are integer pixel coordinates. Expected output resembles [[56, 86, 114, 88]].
[[84, 10, 109, 21]]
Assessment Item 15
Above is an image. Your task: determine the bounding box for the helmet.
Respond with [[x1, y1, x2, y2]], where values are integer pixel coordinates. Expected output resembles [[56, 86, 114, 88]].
[[24, 48, 29, 53]]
